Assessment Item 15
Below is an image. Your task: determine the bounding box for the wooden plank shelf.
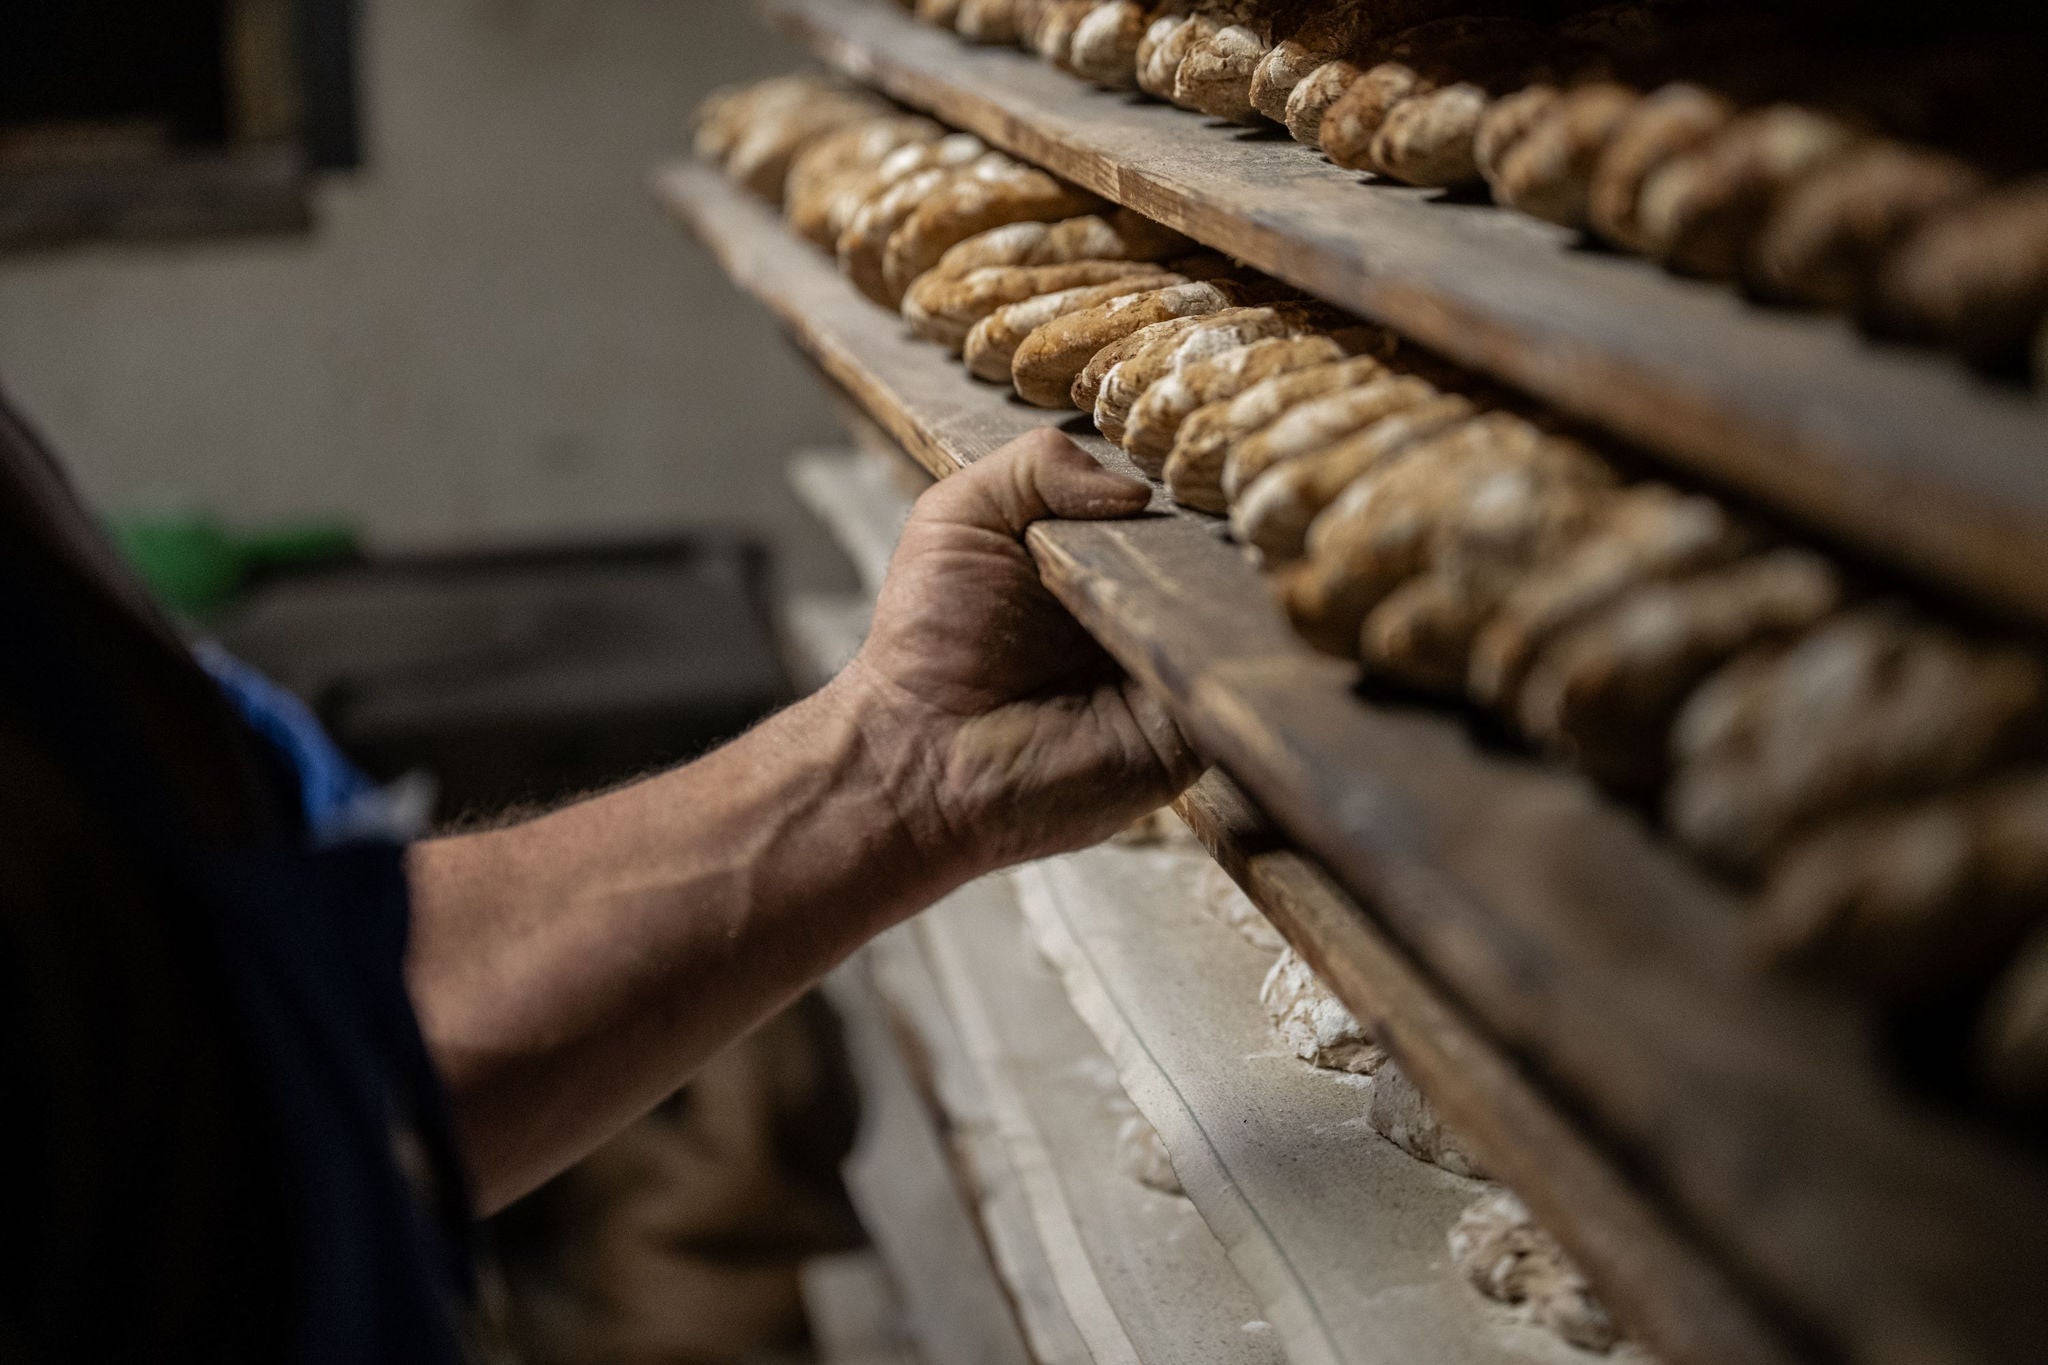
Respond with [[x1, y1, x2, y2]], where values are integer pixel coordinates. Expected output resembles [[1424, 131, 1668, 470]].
[[760, 0, 2048, 635], [655, 160, 2048, 1365]]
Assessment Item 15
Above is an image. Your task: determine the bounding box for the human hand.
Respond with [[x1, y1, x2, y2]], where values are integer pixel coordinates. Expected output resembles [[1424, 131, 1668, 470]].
[[843, 429, 1201, 876]]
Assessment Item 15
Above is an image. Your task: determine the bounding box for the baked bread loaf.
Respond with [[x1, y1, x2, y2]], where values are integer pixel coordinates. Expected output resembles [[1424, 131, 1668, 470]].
[[955, 0, 1026, 42], [1093, 303, 1331, 442], [1361, 573, 1505, 693], [1011, 280, 1239, 407], [1073, 311, 1227, 413], [726, 88, 892, 203], [1980, 927, 2048, 1110], [1234, 392, 1479, 562], [1754, 773, 2048, 1000], [1033, 0, 1100, 66], [1636, 105, 1863, 280], [905, 259, 1180, 351], [1749, 142, 1985, 307], [1372, 82, 1497, 187], [964, 271, 1187, 381], [785, 118, 945, 245], [1472, 83, 1559, 187], [883, 165, 1100, 305], [1277, 416, 1611, 653], [1319, 18, 1549, 173], [1468, 484, 1754, 709], [1175, 0, 1313, 123], [1222, 375, 1444, 508], [1284, 59, 1369, 147], [1667, 610, 2048, 874], [839, 155, 1008, 305], [1163, 355, 1393, 510], [923, 208, 1192, 284], [695, 75, 841, 166], [915, 0, 965, 28], [1490, 83, 1641, 229], [1132, 2, 1195, 93], [1069, 0, 1151, 87], [1585, 83, 1735, 252], [1137, 1, 1210, 99], [1866, 178, 2048, 365], [803, 132, 989, 249], [1511, 550, 1843, 793], [1128, 333, 1364, 476], [1250, 0, 1376, 126]]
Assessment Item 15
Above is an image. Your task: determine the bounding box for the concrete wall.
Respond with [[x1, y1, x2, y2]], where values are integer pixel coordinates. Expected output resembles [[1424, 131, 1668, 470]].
[[0, 0, 853, 590]]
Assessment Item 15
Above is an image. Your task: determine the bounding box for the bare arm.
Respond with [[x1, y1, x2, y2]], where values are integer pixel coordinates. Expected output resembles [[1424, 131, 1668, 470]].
[[405, 432, 1198, 1211]]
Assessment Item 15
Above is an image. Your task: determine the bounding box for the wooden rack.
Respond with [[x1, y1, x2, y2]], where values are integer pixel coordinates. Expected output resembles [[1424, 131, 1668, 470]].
[[761, 0, 2048, 636], [658, 159, 2048, 1365]]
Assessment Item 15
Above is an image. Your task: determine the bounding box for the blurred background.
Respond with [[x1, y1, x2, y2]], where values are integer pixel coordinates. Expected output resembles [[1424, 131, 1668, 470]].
[[0, 3, 885, 1362]]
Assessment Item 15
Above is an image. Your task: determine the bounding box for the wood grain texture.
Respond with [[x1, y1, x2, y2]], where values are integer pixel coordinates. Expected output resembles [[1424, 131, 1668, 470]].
[[655, 160, 2048, 1365], [761, 0, 2048, 634]]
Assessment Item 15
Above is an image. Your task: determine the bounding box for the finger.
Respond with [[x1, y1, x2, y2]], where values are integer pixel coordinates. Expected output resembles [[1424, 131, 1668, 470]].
[[920, 428, 1151, 539]]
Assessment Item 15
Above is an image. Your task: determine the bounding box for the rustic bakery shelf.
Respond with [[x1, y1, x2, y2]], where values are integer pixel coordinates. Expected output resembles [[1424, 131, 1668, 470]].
[[760, 0, 2048, 635], [656, 160, 2048, 1365]]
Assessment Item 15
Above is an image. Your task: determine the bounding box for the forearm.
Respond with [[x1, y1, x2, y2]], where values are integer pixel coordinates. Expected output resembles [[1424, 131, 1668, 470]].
[[404, 669, 966, 1212]]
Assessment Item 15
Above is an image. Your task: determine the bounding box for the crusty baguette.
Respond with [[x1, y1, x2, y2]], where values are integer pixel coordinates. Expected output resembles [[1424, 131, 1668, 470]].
[[964, 272, 1186, 382], [1468, 484, 1754, 709], [956, 0, 1026, 42], [839, 156, 1010, 306], [1012, 280, 1238, 407], [1073, 314, 1210, 413], [1069, 0, 1151, 87], [1094, 303, 1331, 442], [1222, 375, 1443, 508], [1668, 609, 2048, 874], [1585, 83, 1735, 253], [1134, 2, 1199, 96], [1510, 549, 1844, 794], [1636, 105, 1863, 280], [923, 209, 1191, 285], [1129, 333, 1362, 477], [1175, 0, 1313, 123], [1473, 84, 1560, 187], [883, 166, 1100, 305], [905, 260, 1181, 351], [1372, 83, 1496, 188], [1277, 417, 1611, 652], [1250, 0, 1375, 125], [1749, 142, 1985, 308], [1237, 394, 1487, 564], [1319, 18, 1548, 172], [1865, 177, 2048, 364], [1981, 927, 2048, 1109], [1489, 83, 1640, 229], [1283, 60, 1364, 146], [1033, 0, 1101, 67], [1163, 355, 1390, 509], [1361, 573, 1503, 693], [1756, 775, 2048, 1003], [805, 133, 988, 249], [727, 90, 892, 203], [784, 117, 941, 230], [694, 76, 840, 166]]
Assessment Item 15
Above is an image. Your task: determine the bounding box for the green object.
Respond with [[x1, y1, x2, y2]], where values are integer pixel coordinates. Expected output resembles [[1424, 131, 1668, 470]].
[[109, 511, 361, 620]]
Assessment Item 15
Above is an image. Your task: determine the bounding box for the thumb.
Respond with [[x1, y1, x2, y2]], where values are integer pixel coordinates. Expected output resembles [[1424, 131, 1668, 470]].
[[922, 428, 1152, 539]]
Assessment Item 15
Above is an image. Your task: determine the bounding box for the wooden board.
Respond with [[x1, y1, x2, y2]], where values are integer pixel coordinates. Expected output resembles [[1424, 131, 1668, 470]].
[[1013, 838, 1635, 1365], [825, 947, 1051, 1365], [912, 873, 1286, 1365], [761, 0, 2048, 634], [656, 161, 2048, 1365]]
